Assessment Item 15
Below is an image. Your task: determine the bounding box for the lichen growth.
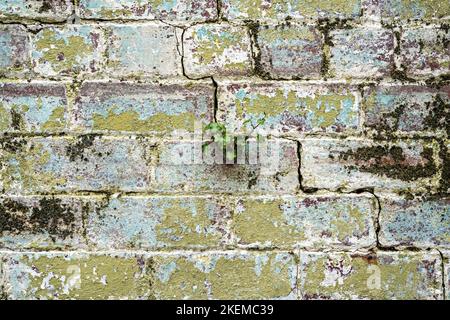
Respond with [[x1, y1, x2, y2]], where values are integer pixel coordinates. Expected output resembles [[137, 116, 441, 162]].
[[91, 108, 198, 133]]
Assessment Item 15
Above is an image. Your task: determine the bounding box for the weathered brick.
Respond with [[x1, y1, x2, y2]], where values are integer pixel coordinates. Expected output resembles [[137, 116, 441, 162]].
[[300, 139, 440, 192], [183, 24, 252, 78], [153, 139, 299, 193], [379, 196, 450, 248], [444, 252, 450, 300], [151, 252, 297, 299], [0, 0, 73, 22], [362, 84, 449, 135], [0, 136, 154, 194], [329, 28, 394, 79], [231, 194, 377, 249], [106, 24, 182, 78], [401, 27, 449, 78], [256, 24, 323, 79], [221, 0, 362, 21], [32, 26, 106, 77], [217, 81, 360, 135], [86, 196, 229, 249], [299, 251, 443, 299], [0, 25, 30, 77], [79, 0, 217, 22], [379, 0, 450, 21], [72, 81, 214, 134], [0, 196, 100, 249], [2, 252, 153, 299], [442, 139, 450, 193], [0, 83, 68, 133]]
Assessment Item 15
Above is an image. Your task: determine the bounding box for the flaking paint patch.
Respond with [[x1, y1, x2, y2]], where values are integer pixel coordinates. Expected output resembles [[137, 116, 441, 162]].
[[151, 252, 297, 299], [72, 82, 214, 134], [79, 0, 217, 22], [0, 83, 68, 133], [231, 195, 376, 249], [3, 253, 153, 300], [299, 251, 443, 299], [218, 82, 359, 134], [184, 24, 252, 77], [86, 196, 228, 249], [32, 26, 105, 77], [221, 0, 362, 20]]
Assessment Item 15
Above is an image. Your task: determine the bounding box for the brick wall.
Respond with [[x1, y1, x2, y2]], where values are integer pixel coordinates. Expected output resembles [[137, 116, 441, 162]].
[[0, 0, 448, 300]]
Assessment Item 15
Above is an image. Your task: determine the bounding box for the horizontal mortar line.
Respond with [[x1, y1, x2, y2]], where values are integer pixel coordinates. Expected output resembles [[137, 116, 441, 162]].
[[0, 132, 444, 141], [0, 77, 448, 86], [0, 191, 378, 198], [0, 248, 441, 256], [1, 78, 449, 85]]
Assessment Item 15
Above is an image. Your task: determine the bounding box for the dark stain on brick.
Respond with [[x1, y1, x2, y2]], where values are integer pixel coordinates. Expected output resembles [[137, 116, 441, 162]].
[[338, 145, 437, 181], [0, 136, 26, 153], [0, 197, 77, 240], [65, 134, 97, 162], [10, 109, 23, 131], [38, 0, 54, 13], [439, 140, 449, 192], [424, 94, 450, 135]]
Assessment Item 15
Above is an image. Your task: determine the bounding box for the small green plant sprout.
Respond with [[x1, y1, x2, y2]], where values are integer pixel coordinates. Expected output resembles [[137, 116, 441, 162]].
[[203, 117, 266, 164]]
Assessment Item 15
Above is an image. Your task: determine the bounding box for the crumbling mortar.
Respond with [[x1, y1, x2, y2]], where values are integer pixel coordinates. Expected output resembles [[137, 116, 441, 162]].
[[436, 249, 447, 300]]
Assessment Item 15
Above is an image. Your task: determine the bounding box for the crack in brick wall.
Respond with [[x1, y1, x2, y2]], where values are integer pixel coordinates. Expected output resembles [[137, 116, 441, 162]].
[[0, 0, 448, 300]]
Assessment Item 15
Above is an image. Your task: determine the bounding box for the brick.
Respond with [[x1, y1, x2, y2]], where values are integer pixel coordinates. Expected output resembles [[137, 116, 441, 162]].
[[442, 139, 450, 193], [0, 136, 154, 194], [32, 26, 106, 77], [379, 196, 450, 248], [231, 194, 377, 249], [72, 81, 214, 134], [329, 28, 394, 79], [0, 83, 68, 133], [0, 196, 100, 250], [0, 25, 30, 77], [221, 0, 362, 21], [86, 196, 230, 249], [153, 139, 299, 193], [151, 252, 297, 299], [300, 138, 440, 192], [106, 24, 182, 78], [256, 24, 323, 79], [0, 0, 73, 22], [401, 27, 449, 78], [362, 84, 449, 135], [2, 252, 152, 299], [299, 251, 443, 299], [379, 0, 450, 21], [217, 81, 360, 135], [183, 24, 252, 78], [79, 0, 217, 22]]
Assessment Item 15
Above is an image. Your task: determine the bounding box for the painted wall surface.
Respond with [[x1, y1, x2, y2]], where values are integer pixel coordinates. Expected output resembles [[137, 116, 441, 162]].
[[0, 0, 449, 300]]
